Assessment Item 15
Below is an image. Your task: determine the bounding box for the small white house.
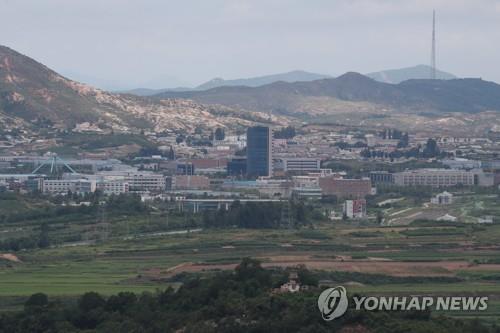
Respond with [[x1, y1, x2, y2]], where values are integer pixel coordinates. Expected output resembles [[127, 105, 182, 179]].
[[437, 214, 457, 222], [477, 216, 494, 224], [431, 191, 453, 205]]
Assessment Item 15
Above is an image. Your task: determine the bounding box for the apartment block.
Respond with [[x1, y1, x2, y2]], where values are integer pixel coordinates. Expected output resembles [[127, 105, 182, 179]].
[[125, 173, 166, 191], [96, 180, 130, 195], [172, 175, 210, 190], [319, 177, 372, 198], [42, 179, 94, 194], [281, 158, 321, 173], [393, 169, 475, 187]]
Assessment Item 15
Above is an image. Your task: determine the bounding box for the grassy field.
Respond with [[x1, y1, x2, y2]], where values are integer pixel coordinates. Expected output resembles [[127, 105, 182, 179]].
[[0, 191, 499, 323], [379, 191, 500, 225]]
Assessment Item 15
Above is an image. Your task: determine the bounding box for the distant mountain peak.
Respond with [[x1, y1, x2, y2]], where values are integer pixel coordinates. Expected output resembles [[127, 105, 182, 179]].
[[207, 77, 224, 82], [336, 72, 374, 81], [155, 70, 500, 115], [366, 65, 457, 84], [195, 70, 332, 90]]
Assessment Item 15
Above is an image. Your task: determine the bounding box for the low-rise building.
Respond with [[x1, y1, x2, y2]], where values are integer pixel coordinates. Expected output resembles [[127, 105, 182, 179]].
[[442, 158, 481, 170], [393, 169, 475, 187], [319, 177, 372, 198], [96, 180, 130, 195], [172, 175, 210, 190], [280, 158, 321, 173], [291, 186, 322, 199], [369, 171, 394, 184], [343, 199, 367, 219], [0, 174, 43, 183], [292, 175, 320, 188], [125, 173, 166, 192], [477, 216, 494, 224], [188, 158, 227, 169], [42, 179, 94, 194], [475, 170, 495, 187], [431, 191, 453, 205], [437, 214, 458, 222], [227, 158, 247, 176]]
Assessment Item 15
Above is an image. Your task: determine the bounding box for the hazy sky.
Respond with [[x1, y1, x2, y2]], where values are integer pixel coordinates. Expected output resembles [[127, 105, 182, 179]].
[[1, 0, 500, 89]]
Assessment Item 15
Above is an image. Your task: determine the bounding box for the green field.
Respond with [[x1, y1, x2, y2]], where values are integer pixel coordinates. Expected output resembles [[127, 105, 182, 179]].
[[0, 191, 499, 324]]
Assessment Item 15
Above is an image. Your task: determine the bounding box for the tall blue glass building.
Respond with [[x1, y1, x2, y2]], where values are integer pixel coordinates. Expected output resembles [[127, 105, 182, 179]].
[[246, 126, 272, 177]]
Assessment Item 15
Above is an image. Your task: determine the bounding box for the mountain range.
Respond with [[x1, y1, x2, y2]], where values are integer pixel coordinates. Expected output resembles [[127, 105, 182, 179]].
[[121, 66, 456, 96], [154, 71, 500, 116], [119, 70, 332, 96], [2, 44, 500, 137], [196, 70, 332, 90]]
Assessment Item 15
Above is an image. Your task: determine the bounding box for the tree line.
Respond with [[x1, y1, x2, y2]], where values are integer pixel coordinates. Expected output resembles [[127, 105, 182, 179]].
[[201, 200, 312, 229], [0, 258, 496, 333]]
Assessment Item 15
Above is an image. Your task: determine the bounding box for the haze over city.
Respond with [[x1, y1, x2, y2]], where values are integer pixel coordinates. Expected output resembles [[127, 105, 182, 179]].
[[2, 1, 500, 331], [1, 0, 500, 90]]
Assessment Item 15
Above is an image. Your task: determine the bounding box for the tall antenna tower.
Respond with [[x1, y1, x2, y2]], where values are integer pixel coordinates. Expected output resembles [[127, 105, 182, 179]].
[[430, 10, 436, 79]]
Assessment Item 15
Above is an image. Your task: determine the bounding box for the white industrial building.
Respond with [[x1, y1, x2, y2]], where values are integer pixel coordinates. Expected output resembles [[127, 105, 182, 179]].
[[96, 180, 130, 195], [393, 169, 475, 187], [42, 179, 94, 194]]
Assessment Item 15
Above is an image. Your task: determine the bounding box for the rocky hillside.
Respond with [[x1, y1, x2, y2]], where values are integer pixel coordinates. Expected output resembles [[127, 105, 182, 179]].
[[0, 45, 282, 133]]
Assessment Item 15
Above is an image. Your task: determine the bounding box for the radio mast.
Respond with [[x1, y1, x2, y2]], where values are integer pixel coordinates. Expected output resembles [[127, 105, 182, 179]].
[[430, 10, 436, 79]]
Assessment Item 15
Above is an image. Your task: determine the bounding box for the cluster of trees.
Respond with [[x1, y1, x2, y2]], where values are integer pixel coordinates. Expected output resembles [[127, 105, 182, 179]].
[[201, 201, 311, 229], [176, 132, 214, 147], [1, 193, 147, 225], [334, 141, 367, 149], [0, 259, 495, 332], [0, 193, 149, 251], [422, 138, 441, 157], [214, 127, 225, 141], [106, 193, 148, 214], [0, 223, 50, 252], [0, 236, 40, 252], [137, 146, 162, 157], [0, 202, 96, 225], [361, 138, 451, 160], [134, 146, 175, 160], [273, 126, 296, 139], [361, 147, 420, 159], [376, 185, 434, 198]]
